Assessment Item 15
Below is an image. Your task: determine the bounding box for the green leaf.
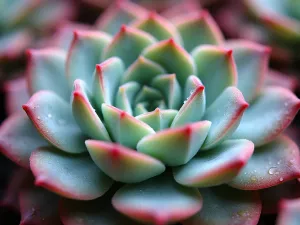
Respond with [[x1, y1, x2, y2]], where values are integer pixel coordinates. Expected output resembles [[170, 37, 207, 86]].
[[130, 11, 182, 44], [229, 135, 300, 190], [232, 87, 300, 146], [134, 102, 149, 116], [135, 86, 163, 105], [30, 146, 113, 200], [26, 48, 70, 101], [174, 139, 254, 187], [151, 74, 182, 109], [60, 196, 139, 225], [225, 40, 270, 102], [102, 25, 156, 67], [136, 108, 178, 131], [72, 79, 111, 141], [143, 38, 196, 87], [192, 45, 237, 107], [115, 82, 141, 115], [174, 10, 224, 52], [137, 121, 211, 166], [102, 104, 155, 149], [122, 56, 166, 85], [183, 185, 261, 225], [19, 184, 61, 225], [0, 113, 48, 169], [93, 57, 125, 111], [95, 0, 147, 35], [66, 30, 112, 87], [23, 91, 87, 154], [171, 78, 205, 128], [86, 140, 165, 183], [202, 87, 249, 149], [112, 174, 203, 224]]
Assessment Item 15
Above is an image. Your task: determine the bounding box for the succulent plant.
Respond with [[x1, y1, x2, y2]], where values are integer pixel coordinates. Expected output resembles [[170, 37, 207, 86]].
[[0, 0, 75, 80], [1, 1, 300, 224], [243, 0, 300, 64]]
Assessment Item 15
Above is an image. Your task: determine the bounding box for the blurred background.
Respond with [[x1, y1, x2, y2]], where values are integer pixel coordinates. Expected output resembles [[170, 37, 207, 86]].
[[0, 0, 300, 224]]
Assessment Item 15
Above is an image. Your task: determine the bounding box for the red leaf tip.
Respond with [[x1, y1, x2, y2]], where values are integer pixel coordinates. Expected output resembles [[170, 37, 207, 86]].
[[34, 176, 48, 187], [120, 111, 127, 119], [148, 11, 158, 20], [120, 24, 127, 33], [95, 64, 102, 73], [200, 10, 209, 19], [154, 108, 161, 113], [167, 38, 176, 46], [185, 126, 192, 136], [226, 49, 233, 57]]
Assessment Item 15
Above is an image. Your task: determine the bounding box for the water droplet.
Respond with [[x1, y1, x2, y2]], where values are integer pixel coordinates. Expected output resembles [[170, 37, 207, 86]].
[[251, 175, 257, 181], [48, 114, 52, 118], [268, 167, 277, 175], [37, 116, 40, 120], [279, 177, 283, 182], [277, 160, 282, 165]]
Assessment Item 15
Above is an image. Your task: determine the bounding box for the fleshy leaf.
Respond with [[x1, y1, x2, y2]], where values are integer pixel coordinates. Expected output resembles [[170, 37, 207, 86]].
[[30, 146, 113, 200], [23, 91, 87, 154], [171, 80, 205, 128], [174, 10, 224, 52], [0, 113, 48, 169], [260, 180, 300, 214], [19, 184, 61, 225], [151, 74, 182, 109], [192, 45, 237, 107], [277, 199, 300, 225], [183, 185, 261, 225], [202, 87, 249, 149], [102, 104, 155, 148], [66, 30, 112, 87], [130, 11, 182, 44], [183, 75, 204, 99], [72, 79, 111, 141], [4, 77, 30, 115], [60, 196, 138, 225], [112, 175, 203, 224], [93, 57, 125, 111], [26, 48, 70, 100], [135, 86, 163, 105], [134, 102, 149, 116], [229, 135, 300, 190], [115, 82, 141, 115], [122, 56, 166, 85], [136, 108, 178, 131], [231, 87, 300, 146], [174, 139, 254, 187], [143, 38, 196, 87], [225, 40, 270, 102], [102, 25, 156, 67], [86, 140, 165, 183], [137, 121, 211, 166], [264, 70, 298, 92], [95, 0, 147, 35]]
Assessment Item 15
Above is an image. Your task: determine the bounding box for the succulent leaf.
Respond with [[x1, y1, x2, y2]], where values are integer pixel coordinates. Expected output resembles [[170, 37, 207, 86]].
[[174, 139, 254, 187], [30, 146, 113, 200], [277, 198, 300, 225], [202, 87, 249, 149], [0, 113, 48, 169], [112, 175, 203, 224], [122, 56, 166, 85], [66, 30, 112, 87], [143, 39, 196, 87], [102, 104, 155, 148], [86, 140, 165, 183], [93, 57, 125, 110], [192, 45, 237, 106], [72, 79, 111, 141], [225, 40, 270, 103], [23, 91, 87, 154], [229, 135, 300, 190], [136, 108, 178, 131], [26, 48, 70, 101], [137, 121, 211, 166], [131, 11, 182, 44], [232, 87, 300, 146], [183, 185, 261, 225], [174, 11, 224, 52], [134, 86, 163, 106], [102, 25, 156, 67]]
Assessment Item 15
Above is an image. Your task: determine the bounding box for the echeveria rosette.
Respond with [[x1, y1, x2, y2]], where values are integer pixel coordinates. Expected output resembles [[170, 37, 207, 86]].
[[1, 2, 300, 225], [244, 0, 300, 61], [0, 0, 75, 80]]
